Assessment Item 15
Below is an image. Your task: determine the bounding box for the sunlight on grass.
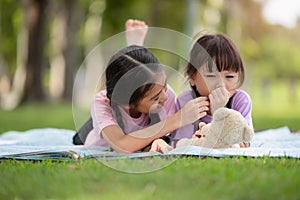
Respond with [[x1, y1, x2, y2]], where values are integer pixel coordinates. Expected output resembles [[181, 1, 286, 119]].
[[249, 80, 300, 130], [0, 102, 75, 133], [0, 157, 299, 199], [98, 156, 177, 173]]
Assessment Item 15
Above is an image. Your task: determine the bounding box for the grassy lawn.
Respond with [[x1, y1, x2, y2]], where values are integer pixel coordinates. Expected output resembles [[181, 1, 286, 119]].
[[0, 102, 75, 133], [0, 80, 299, 200], [1, 157, 299, 200], [250, 81, 300, 131]]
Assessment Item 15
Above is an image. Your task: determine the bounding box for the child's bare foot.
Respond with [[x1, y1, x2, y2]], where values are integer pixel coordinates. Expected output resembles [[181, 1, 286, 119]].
[[125, 19, 148, 46]]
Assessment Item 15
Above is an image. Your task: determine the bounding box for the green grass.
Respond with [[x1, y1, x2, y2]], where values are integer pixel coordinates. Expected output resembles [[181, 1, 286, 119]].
[[249, 81, 300, 131], [1, 157, 299, 200], [0, 102, 75, 133]]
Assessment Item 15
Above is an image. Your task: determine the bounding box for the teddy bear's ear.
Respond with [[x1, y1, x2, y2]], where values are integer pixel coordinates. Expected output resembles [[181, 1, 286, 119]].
[[243, 126, 254, 143], [213, 107, 231, 121]]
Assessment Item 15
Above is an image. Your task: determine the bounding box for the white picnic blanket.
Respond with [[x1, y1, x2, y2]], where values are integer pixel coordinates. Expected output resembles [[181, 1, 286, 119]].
[[0, 126, 299, 158]]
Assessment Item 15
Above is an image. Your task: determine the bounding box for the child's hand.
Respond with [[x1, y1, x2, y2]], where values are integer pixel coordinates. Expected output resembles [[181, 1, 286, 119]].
[[209, 87, 230, 114], [179, 97, 209, 126], [149, 139, 173, 154]]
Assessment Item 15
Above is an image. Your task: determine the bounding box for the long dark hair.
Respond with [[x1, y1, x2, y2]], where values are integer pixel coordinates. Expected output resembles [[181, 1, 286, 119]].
[[105, 45, 163, 129]]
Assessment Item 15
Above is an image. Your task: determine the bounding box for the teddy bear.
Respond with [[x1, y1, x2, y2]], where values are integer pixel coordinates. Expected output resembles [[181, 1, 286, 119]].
[[176, 107, 254, 149]]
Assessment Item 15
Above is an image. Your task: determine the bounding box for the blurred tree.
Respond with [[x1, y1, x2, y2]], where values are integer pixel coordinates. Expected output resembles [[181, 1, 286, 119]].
[[61, 0, 83, 100], [100, 0, 149, 41], [48, 0, 84, 101], [0, 0, 22, 74], [0, 1, 23, 109], [23, 0, 49, 102], [258, 35, 300, 103], [0, 0, 299, 109], [100, 0, 186, 40]]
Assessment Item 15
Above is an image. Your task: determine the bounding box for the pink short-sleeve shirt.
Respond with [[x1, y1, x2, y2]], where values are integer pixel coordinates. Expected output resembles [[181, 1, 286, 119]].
[[84, 85, 176, 147]]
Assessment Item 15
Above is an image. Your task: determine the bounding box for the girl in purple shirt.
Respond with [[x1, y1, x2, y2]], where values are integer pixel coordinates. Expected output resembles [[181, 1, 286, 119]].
[[172, 34, 253, 147]]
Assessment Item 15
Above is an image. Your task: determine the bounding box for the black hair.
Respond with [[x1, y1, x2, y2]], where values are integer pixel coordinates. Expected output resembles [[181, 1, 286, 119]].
[[186, 33, 245, 87], [105, 45, 163, 129]]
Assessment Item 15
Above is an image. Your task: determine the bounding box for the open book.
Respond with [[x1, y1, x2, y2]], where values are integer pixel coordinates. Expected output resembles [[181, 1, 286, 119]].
[[0, 146, 163, 161]]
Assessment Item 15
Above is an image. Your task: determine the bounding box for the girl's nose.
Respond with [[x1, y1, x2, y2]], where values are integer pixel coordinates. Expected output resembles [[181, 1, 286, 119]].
[[215, 75, 225, 88], [159, 89, 168, 104]]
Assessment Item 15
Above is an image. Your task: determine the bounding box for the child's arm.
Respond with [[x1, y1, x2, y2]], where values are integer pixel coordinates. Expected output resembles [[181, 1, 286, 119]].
[[102, 97, 209, 153]]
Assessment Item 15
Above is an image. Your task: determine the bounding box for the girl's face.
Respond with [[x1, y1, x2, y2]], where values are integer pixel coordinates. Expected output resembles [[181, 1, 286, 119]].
[[189, 65, 239, 97], [129, 73, 168, 117]]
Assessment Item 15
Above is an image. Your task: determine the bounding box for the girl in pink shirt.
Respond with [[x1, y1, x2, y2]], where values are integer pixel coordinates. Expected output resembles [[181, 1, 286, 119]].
[[84, 45, 209, 153]]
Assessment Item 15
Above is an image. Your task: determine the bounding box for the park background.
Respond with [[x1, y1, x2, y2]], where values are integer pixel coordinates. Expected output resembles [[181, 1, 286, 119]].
[[0, 1, 300, 200], [0, 0, 300, 133]]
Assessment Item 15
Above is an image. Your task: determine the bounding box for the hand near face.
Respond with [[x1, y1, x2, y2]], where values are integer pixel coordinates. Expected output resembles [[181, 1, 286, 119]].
[[209, 87, 230, 115], [179, 97, 209, 127]]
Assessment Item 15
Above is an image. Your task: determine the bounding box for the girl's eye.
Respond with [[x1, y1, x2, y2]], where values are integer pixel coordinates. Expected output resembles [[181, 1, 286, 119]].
[[226, 75, 235, 79], [152, 96, 160, 101], [205, 74, 216, 78]]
